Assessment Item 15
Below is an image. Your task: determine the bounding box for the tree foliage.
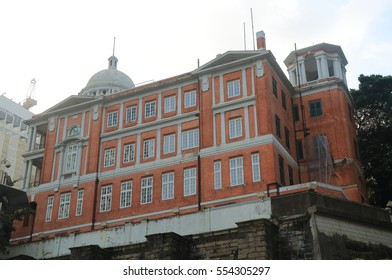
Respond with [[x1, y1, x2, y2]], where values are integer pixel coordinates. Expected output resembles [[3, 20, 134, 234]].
[[350, 74, 392, 207], [0, 196, 34, 254]]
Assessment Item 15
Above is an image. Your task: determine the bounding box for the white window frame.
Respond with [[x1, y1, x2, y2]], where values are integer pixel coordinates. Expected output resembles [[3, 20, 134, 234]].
[[227, 79, 240, 98], [141, 177, 153, 204], [230, 157, 244, 186], [75, 190, 84, 216], [184, 167, 196, 196], [229, 117, 242, 139], [164, 95, 176, 113], [162, 172, 174, 200], [163, 134, 176, 154], [126, 106, 137, 122], [252, 153, 261, 182], [182, 128, 199, 150], [143, 139, 155, 159], [120, 181, 132, 208], [45, 196, 54, 222], [104, 148, 116, 167], [123, 143, 135, 163], [184, 90, 196, 108], [145, 101, 156, 118], [100, 185, 112, 212], [107, 111, 118, 127], [214, 161, 222, 189], [65, 144, 78, 172], [58, 193, 71, 219]]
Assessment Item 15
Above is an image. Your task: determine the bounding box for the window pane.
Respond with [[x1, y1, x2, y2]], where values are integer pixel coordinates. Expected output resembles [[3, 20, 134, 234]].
[[214, 161, 221, 189], [228, 79, 240, 98], [229, 118, 242, 139], [184, 90, 196, 108], [252, 154, 261, 182], [230, 157, 244, 186], [184, 168, 196, 196], [120, 181, 132, 208]]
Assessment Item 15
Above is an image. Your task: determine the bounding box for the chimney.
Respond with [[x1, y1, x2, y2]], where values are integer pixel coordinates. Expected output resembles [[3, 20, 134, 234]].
[[256, 31, 266, 50]]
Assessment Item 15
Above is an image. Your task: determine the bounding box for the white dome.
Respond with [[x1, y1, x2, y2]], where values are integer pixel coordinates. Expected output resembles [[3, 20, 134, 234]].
[[79, 55, 134, 96]]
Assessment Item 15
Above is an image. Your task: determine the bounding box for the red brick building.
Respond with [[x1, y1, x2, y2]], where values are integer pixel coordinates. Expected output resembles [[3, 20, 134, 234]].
[[10, 31, 365, 248]]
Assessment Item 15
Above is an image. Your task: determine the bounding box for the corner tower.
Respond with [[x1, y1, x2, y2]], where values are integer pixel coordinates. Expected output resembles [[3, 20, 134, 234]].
[[284, 43, 366, 203]]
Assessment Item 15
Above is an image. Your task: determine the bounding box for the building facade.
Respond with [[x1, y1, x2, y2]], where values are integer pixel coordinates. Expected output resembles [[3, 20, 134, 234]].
[[9, 32, 365, 255], [0, 95, 33, 188]]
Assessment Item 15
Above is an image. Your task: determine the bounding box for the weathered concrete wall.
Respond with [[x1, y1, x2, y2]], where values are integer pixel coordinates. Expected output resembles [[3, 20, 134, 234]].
[[60, 219, 279, 260], [4, 192, 392, 260], [273, 191, 392, 260], [2, 198, 271, 259]]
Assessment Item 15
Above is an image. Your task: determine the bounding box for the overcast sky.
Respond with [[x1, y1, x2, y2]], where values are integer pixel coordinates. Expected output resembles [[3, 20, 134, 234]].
[[1, 0, 391, 114]]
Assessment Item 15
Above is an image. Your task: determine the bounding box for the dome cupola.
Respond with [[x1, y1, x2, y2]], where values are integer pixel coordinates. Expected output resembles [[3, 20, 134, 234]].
[[79, 53, 134, 96]]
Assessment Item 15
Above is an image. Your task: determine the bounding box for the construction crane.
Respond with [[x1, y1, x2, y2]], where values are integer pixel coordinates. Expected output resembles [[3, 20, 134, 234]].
[[22, 78, 38, 109]]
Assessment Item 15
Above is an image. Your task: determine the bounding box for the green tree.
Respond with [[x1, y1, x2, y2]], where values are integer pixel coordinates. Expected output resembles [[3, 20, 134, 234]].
[[350, 74, 392, 207]]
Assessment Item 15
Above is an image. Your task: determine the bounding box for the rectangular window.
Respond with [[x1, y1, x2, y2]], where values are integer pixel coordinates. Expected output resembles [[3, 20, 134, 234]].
[[213, 161, 222, 189], [279, 156, 286, 186], [296, 140, 304, 160], [120, 181, 132, 208], [163, 134, 175, 154], [162, 172, 174, 200], [45, 196, 54, 222], [272, 77, 277, 97], [75, 190, 84, 216], [293, 105, 300, 122], [184, 90, 196, 108], [281, 91, 287, 110], [230, 157, 244, 186], [58, 193, 71, 219], [145, 101, 156, 118], [285, 127, 290, 149], [65, 145, 78, 172], [327, 59, 335, 77], [182, 128, 199, 150], [107, 111, 118, 127], [227, 79, 240, 98], [104, 148, 116, 167], [141, 177, 153, 204], [100, 185, 112, 212], [309, 100, 322, 117], [143, 139, 155, 159], [288, 166, 294, 185], [126, 106, 137, 122], [229, 117, 242, 139], [164, 95, 176, 113], [252, 153, 261, 182], [184, 168, 196, 196], [275, 115, 281, 138], [123, 143, 135, 163]]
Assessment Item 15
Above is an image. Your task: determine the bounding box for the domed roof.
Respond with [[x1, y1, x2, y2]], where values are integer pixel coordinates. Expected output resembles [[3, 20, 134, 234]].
[[79, 55, 134, 96]]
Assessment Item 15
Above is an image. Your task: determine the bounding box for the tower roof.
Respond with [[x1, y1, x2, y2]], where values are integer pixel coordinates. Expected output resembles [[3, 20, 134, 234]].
[[284, 43, 348, 67]]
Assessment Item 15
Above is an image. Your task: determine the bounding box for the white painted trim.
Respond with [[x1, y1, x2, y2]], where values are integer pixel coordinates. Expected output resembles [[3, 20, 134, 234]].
[[200, 134, 298, 169], [244, 106, 250, 139], [242, 68, 247, 96], [200, 191, 260, 206], [212, 95, 255, 113], [100, 111, 199, 142]]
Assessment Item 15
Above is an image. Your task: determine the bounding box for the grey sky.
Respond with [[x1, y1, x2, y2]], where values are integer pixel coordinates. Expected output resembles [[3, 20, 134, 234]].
[[1, 0, 391, 113]]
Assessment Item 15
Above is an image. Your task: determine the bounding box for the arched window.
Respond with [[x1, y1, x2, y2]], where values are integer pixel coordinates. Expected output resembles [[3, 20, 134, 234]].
[[68, 125, 80, 137], [304, 54, 318, 82]]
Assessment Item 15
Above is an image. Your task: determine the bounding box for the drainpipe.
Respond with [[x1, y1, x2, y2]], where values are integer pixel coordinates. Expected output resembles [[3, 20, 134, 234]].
[[197, 77, 202, 211]]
